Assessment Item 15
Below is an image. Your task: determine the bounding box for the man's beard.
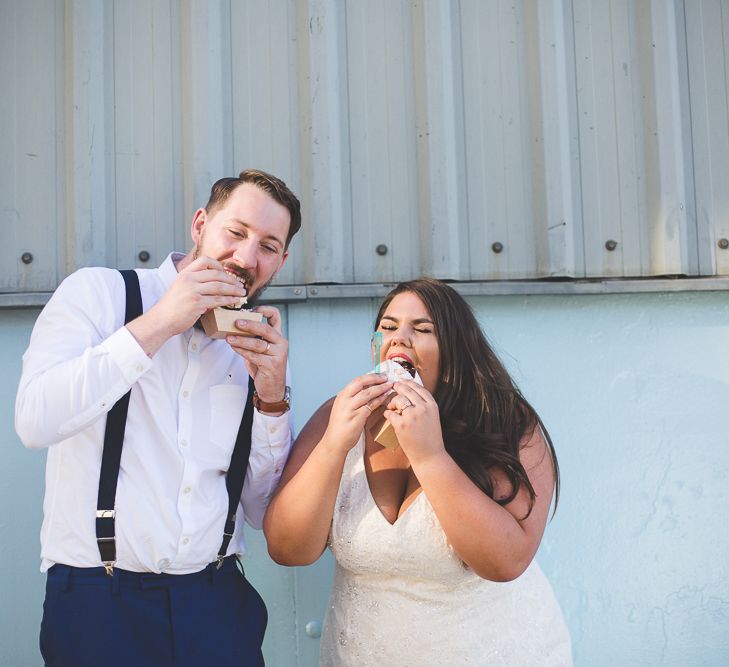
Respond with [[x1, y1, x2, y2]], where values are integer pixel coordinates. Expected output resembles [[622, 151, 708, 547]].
[[243, 275, 274, 306]]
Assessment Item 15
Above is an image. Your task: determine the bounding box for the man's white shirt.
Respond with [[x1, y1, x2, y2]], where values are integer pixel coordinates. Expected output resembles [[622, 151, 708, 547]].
[[15, 253, 293, 573]]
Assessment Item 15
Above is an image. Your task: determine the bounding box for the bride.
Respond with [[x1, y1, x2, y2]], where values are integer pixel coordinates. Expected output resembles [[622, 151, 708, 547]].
[[263, 278, 572, 666]]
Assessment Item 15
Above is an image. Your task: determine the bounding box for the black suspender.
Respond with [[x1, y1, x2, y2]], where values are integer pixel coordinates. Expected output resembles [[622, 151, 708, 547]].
[[216, 374, 256, 568], [95, 269, 255, 575], [96, 270, 142, 575]]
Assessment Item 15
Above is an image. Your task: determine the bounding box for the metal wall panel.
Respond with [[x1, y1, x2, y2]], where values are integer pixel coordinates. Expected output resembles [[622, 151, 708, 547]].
[[460, 0, 538, 279], [64, 0, 114, 274], [685, 0, 729, 275], [113, 0, 182, 270], [411, 0, 470, 280], [230, 0, 301, 286], [296, 0, 354, 284], [3, 0, 729, 297], [528, 0, 584, 278], [1, 0, 63, 292], [347, 0, 420, 283], [573, 0, 693, 277], [180, 0, 232, 214]]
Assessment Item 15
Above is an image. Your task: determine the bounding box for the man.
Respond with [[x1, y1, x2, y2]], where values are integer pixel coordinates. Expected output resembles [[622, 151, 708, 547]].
[[15, 169, 301, 666]]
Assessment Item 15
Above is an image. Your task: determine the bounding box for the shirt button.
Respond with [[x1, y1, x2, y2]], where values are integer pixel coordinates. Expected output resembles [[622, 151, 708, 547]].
[[274, 466, 281, 473], [182, 537, 190, 545], [136, 364, 144, 373], [159, 559, 170, 568], [191, 343, 198, 351], [180, 439, 188, 447], [269, 426, 277, 434], [183, 486, 191, 494], [182, 390, 190, 398]]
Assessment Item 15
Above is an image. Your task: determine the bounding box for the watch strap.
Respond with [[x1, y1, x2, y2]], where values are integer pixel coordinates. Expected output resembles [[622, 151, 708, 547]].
[[252, 386, 290, 413]]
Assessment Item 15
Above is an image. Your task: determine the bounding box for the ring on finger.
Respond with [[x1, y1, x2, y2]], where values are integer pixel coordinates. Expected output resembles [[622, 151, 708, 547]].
[[400, 402, 414, 413], [265, 342, 271, 354], [365, 403, 374, 413]]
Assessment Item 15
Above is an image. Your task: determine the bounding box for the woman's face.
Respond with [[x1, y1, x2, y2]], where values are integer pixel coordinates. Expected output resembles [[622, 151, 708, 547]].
[[376, 291, 441, 395]]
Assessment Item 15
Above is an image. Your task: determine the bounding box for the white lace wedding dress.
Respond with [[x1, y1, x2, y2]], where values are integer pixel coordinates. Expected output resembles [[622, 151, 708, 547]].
[[319, 434, 573, 666]]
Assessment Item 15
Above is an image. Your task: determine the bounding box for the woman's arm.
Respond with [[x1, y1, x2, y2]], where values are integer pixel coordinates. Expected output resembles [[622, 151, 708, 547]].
[[262, 373, 392, 566], [387, 380, 556, 582]]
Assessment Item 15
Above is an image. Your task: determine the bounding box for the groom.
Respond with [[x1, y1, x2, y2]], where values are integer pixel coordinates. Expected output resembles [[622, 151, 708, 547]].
[[15, 169, 301, 666]]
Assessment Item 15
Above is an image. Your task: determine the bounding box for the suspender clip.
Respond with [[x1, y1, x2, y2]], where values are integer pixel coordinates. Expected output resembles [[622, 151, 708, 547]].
[[96, 536, 116, 576]]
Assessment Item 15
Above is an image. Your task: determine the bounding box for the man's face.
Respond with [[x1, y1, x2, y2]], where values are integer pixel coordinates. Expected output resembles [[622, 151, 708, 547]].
[[191, 182, 290, 303]]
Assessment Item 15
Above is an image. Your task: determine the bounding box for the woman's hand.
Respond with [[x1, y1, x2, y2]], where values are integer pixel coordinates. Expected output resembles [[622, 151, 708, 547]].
[[321, 373, 393, 455], [384, 379, 446, 464]]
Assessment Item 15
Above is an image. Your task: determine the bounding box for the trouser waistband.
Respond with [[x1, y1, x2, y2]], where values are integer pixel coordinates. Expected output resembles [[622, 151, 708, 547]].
[[47, 555, 241, 592]]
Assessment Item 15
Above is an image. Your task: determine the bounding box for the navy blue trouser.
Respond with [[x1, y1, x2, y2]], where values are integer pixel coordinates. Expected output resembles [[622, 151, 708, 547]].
[[39, 556, 267, 667]]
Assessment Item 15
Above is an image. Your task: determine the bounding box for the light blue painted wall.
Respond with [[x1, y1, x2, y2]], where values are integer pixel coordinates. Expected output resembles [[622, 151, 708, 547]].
[[2, 291, 728, 666], [0, 309, 47, 667]]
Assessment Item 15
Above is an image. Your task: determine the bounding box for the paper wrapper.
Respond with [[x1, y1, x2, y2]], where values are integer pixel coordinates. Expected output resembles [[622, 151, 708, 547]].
[[200, 307, 264, 339], [368, 359, 422, 450]]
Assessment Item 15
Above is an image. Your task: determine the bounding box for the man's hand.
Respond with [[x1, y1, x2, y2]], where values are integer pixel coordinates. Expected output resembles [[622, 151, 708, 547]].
[[126, 256, 246, 357], [226, 305, 288, 411]]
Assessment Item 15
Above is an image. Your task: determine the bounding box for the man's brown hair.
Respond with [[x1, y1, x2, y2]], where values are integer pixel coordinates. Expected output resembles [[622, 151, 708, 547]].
[[205, 169, 302, 249]]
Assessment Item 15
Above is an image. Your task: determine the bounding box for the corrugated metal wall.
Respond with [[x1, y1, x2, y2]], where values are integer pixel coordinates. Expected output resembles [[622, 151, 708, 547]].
[[2, 0, 729, 296]]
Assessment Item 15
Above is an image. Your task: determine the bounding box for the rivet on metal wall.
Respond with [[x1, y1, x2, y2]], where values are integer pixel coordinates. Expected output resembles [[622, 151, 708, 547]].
[[21, 252, 33, 265], [293, 288, 302, 296], [491, 242, 504, 254], [310, 288, 319, 296], [138, 250, 151, 263], [305, 621, 322, 638], [605, 239, 618, 251], [718, 238, 729, 250], [376, 244, 388, 256]]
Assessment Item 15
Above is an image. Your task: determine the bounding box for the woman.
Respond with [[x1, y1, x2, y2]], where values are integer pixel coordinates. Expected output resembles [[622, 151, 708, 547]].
[[263, 279, 572, 666]]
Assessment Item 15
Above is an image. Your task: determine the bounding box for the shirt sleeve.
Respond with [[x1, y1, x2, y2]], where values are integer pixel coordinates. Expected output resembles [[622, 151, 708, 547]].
[[14, 268, 152, 449], [240, 374, 295, 530]]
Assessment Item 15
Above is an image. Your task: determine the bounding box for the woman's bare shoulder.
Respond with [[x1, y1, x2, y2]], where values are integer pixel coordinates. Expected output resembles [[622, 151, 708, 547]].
[[293, 397, 336, 451], [303, 397, 335, 433], [276, 397, 337, 482]]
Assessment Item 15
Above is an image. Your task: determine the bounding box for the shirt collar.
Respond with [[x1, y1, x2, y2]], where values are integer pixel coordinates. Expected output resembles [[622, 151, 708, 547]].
[[158, 252, 186, 291]]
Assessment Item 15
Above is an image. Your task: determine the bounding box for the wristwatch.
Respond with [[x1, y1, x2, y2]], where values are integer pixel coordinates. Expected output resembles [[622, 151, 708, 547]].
[[252, 386, 291, 413]]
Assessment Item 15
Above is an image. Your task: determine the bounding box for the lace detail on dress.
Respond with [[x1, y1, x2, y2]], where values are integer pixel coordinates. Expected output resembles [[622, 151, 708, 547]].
[[319, 434, 573, 666]]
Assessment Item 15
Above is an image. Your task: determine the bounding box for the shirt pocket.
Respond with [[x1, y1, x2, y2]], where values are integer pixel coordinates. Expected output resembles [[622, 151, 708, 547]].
[[207, 384, 248, 467]]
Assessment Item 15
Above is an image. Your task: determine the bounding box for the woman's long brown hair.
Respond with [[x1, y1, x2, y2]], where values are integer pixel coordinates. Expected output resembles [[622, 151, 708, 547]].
[[375, 278, 560, 517]]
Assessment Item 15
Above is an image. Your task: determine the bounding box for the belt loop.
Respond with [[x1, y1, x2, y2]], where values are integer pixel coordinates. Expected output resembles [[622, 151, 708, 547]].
[[207, 561, 216, 585], [111, 569, 120, 595]]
